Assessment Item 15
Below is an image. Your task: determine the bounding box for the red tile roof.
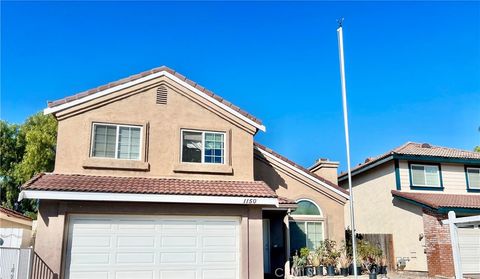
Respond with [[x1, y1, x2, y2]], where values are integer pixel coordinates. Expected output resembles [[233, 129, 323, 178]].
[[47, 66, 262, 126], [339, 142, 480, 179], [0, 206, 32, 221], [254, 142, 349, 196], [392, 190, 480, 209], [22, 173, 277, 198], [278, 196, 297, 205]]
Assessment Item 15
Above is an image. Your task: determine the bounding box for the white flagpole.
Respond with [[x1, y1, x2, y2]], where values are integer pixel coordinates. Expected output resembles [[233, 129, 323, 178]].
[[337, 19, 359, 278]]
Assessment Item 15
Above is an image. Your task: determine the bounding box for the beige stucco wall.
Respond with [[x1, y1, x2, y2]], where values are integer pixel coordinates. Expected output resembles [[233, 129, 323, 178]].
[[53, 76, 256, 181], [0, 216, 32, 230], [398, 161, 480, 195], [35, 200, 264, 279], [340, 161, 428, 272], [253, 151, 347, 245]]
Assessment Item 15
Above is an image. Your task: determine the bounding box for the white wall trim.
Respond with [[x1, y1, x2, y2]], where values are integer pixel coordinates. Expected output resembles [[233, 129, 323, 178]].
[[44, 70, 266, 132], [254, 146, 350, 199], [18, 190, 278, 206]]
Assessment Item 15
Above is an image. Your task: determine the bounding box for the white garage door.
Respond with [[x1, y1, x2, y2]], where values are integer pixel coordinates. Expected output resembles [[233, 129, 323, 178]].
[[65, 215, 240, 279], [458, 224, 480, 274]]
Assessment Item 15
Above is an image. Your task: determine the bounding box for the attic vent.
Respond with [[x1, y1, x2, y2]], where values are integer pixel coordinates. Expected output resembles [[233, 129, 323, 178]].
[[421, 143, 431, 148], [156, 86, 167, 105]]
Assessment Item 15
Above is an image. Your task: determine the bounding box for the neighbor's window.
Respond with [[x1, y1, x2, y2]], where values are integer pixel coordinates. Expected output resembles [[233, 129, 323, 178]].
[[181, 130, 225, 164], [290, 200, 324, 252], [410, 164, 441, 187], [91, 123, 141, 160], [466, 167, 480, 190]]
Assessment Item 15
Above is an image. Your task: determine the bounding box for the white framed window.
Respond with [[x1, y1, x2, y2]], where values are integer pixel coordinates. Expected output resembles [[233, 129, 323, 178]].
[[466, 167, 480, 190], [91, 123, 142, 160], [181, 129, 226, 164], [289, 199, 324, 253], [410, 164, 441, 187]]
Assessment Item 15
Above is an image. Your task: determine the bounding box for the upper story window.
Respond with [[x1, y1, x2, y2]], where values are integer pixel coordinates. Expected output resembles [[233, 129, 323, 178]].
[[91, 123, 142, 160], [410, 164, 442, 188], [181, 130, 225, 164], [466, 167, 480, 191]]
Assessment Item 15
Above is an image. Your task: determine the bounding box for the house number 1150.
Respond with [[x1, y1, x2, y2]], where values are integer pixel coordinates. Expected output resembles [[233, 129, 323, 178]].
[[243, 199, 257, 204]]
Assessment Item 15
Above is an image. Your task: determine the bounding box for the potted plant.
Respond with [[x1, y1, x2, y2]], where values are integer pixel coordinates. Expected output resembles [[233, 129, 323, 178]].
[[378, 257, 387, 275], [349, 257, 363, 275], [292, 252, 306, 276], [315, 243, 326, 276], [323, 239, 340, 276], [300, 247, 314, 277], [339, 254, 350, 277]]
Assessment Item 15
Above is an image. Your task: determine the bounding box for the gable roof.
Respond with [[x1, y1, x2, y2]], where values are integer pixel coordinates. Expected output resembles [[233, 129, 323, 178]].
[[21, 173, 276, 198], [339, 142, 480, 181], [0, 206, 32, 221], [44, 66, 265, 132], [392, 190, 480, 210], [254, 142, 350, 199]]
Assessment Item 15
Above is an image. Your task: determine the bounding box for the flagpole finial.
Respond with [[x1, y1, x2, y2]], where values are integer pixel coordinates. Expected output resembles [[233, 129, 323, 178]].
[[337, 18, 344, 28]]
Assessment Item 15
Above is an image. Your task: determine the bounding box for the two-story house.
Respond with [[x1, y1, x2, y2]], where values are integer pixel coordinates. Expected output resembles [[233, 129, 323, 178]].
[[19, 66, 349, 279], [338, 142, 480, 278]]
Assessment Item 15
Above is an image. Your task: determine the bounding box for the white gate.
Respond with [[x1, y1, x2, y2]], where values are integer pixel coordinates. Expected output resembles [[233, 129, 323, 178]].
[[0, 247, 32, 279], [443, 211, 480, 278]]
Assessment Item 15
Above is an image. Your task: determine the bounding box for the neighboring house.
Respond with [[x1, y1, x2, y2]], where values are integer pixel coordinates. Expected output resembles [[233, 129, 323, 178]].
[[338, 142, 480, 278], [18, 66, 348, 279], [0, 206, 33, 248]]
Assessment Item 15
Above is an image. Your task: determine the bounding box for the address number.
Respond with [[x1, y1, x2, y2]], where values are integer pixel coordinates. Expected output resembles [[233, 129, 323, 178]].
[[243, 199, 257, 204]]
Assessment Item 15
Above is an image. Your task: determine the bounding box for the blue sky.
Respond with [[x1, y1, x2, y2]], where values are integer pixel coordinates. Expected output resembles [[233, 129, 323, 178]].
[[1, 1, 479, 171]]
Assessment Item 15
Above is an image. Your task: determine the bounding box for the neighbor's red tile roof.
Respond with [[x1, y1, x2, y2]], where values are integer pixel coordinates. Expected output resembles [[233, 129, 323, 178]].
[[392, 190, 480, 209], [254, 142, 349, 195], [47, 66, 262, 126], [22, 173, 277, 198], [339, 142, 480, 179], [0, 206, 32, 221]]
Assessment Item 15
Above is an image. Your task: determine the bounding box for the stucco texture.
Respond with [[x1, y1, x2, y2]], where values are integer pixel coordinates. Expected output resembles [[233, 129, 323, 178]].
[[253, 150, 347, 245], [340, 161, 428, 272], [53, 76, 256, 181]]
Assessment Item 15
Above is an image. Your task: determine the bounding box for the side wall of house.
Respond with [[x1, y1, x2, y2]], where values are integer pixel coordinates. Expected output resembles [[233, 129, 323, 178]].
[[35, 200, 264, 279], [253, 153, 347, 245], [340, 161, 428, 272]]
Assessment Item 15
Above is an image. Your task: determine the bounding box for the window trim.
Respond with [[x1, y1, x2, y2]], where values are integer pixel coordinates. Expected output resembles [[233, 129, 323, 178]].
[[180, 129, 227, 165], [465, 166, 480, 193], [290, 198, 324, 218], [90, 123, 143, 161], [408, 162, 444, 191], [289, 220, 325, 251]]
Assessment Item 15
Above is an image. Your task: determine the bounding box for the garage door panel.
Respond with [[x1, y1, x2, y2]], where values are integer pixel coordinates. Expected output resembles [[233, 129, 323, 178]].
[[458, 227, 480, 274], [203, 252, 237, 263], [69, 271, 109, 279], [161, 236, 197, 247], [203, 236, 236, 247], [160, 252, 197, 264], [115, 271, 153, 279], [71, 252, 110, 265], [160, 270, 196, 279], [202, 269, 237, 279], [66, 215, 240, 279], [72, 235, 111, 247], [116, 252, 155, 264], [118, 219, 156, 231], [117, 235, 155, 247]]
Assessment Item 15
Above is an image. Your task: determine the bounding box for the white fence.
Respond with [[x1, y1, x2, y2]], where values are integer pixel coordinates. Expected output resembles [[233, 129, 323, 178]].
[[443, 211, 480, 279], [0, 247, 32, 279]]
